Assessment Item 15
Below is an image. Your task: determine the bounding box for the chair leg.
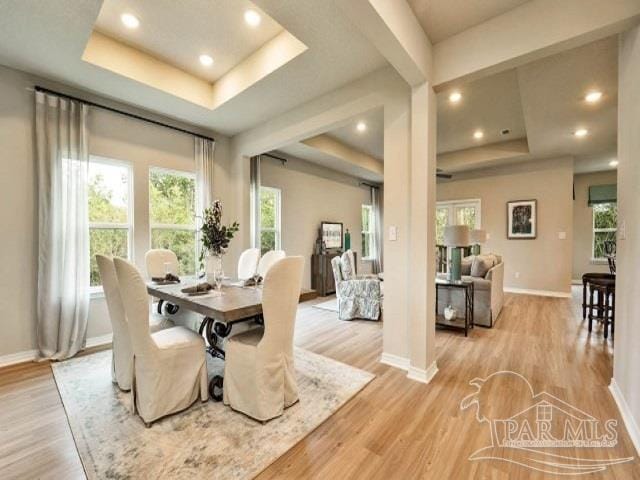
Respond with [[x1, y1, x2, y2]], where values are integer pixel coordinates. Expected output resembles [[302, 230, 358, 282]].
[[582, 280, 587, 320], [588, 286, 594, 332]]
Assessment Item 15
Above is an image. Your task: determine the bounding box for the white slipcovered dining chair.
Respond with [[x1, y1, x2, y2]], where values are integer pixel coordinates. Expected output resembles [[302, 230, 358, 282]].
[[145, 248, 179, 278], [257, 249, 286, 277], [113, 257, 208, 426], [96, 255, 174, 391], [223, 256, 304, 421], [237, 248, 260, 280]]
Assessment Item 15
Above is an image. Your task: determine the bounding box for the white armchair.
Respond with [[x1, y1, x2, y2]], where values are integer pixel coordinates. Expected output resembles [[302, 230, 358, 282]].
[[331, 252, 381, 321]]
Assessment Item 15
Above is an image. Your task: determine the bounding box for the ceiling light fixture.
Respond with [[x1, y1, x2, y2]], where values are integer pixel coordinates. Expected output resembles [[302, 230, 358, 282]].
[[199, 54, 214, 67], [121, 13, 140, 29], [356, 122, 367, 133], [609, 160, 619, 167], [574, 128, 588, 138], [449, 91, 462, 103], [473, 130, 484, 140], [585, 91, 603, 103], [244, 9, 261, 27]]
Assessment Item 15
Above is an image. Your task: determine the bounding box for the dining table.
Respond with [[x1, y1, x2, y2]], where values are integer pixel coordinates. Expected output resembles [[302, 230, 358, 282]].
[[147, 279, 317, 400]]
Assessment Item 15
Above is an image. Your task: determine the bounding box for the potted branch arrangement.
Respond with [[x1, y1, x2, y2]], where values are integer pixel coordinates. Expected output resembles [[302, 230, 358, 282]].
[[200, 200, 239, 289]]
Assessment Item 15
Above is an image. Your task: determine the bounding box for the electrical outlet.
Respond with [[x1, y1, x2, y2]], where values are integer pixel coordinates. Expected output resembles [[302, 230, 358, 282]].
[[515, 272, 521, 279], [486, 232, 491, 240], [389, 226, 398, 241], [558, 231, 566, 240]]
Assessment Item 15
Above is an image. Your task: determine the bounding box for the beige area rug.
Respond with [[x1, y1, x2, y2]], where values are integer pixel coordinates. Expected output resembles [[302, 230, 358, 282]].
[[312, 298, 338, 312], [52, 348, 374, 479]]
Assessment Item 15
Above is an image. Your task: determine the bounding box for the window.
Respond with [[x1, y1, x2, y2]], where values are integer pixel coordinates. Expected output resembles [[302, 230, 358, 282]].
[[592, 203, 617, 260], [149, 168, 197, 275], [259, 186, 281, 254], [88, 157, 133, 287], [362, 204, 374, 259], [436, 199, 481, 244]]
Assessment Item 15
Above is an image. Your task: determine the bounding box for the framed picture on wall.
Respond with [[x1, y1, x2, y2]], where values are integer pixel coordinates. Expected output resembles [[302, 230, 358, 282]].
[[507, 200, 537, 239], [321, 222, 343, 250]]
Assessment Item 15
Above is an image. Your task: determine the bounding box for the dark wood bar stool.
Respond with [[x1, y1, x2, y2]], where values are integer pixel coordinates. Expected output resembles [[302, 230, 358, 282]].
[[582, 273, 615, 320], [585, 275, 616, 339]]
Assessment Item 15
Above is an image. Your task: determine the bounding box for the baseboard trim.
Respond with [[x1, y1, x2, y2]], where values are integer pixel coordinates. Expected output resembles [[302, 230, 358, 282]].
[[85, 333, 113, 349], [407, 361, 438, 384], [0, 333, 114, 368], [0, 349, 38, 368], [380, 352, 410, 371], [609, 378, 640, 455], [504, 287, 571, 298]]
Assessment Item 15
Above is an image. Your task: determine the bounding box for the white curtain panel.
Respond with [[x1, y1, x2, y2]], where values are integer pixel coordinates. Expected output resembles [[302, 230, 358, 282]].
[[195, 137, 215, 265], [371, 186, 383, 274], [249, 155, 261, 250], [35, 91, 90, 360]]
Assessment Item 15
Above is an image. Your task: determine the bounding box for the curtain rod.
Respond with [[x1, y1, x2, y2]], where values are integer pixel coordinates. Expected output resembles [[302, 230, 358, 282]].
[[34, 85, 215, 143], [360, 181, 380, 189], [260, 152, 288, 164]]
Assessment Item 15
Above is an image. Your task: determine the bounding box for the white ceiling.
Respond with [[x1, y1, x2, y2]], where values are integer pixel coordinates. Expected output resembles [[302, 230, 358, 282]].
[[437, 68, 527, 153], [407, 0, 531, 43], [0, 0, 386, 136], [275, 143, 383, 183], [95, 0, 283, 83], [517, 36, 618, 161], [326, 109, 384, 161], [289, 36, 618, 178]]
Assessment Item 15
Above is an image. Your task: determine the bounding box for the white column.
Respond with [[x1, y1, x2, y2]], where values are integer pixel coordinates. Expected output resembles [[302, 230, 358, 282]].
[[611, 25, 640, 453], [407, 82, 438, 382], [381, 91, 412, 367]]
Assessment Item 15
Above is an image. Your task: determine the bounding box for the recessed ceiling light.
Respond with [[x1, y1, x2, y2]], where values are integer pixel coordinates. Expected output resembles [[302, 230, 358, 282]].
[[199, 54, 214, 67], [473, 130, 484, 140], [585, 91, 603, 103], [244, 9, 261, 27], [449, 91, 462, 103], [121, 13, 140, 29], [574, 128, 588, 137], [356, 122, 367, 133], [609, 159, 619, 167]]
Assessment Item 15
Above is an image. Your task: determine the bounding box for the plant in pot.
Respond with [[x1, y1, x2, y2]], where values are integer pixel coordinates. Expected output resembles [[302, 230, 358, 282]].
[[200, 200, 239, 289]]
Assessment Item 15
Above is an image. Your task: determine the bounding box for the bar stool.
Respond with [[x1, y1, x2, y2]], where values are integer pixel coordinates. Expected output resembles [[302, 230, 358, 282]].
[[587, 276, 616, 339], [582, 273, 615, 320]]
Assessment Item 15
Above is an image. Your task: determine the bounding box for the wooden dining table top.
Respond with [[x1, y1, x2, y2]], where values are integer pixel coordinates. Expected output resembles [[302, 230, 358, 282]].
[[147, 280, 318, 323]]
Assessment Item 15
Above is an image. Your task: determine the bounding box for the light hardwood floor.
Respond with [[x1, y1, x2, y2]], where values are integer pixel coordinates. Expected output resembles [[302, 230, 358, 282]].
[[0, 291, 638, 479]]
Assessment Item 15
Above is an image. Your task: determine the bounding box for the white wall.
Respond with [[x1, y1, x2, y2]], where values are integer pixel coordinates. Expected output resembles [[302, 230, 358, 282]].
[[260, 154, 374, 289], [437, 158, 575, 294], [0, 65, 231, 358], [572, 171, 617, 281], [612, 25, 640, 453]]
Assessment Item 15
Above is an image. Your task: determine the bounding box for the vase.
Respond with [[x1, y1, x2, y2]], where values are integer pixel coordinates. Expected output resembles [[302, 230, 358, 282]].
[[205, 254, 224, 289]]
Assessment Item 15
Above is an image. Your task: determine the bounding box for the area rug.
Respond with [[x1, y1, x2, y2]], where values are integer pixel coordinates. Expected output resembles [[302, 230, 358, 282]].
[[52, 347, 374, 479], [312, 298, 338, 312]]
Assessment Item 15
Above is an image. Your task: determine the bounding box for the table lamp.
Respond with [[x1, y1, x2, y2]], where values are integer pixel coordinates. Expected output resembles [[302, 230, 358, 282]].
[[470, 229, 487, 255], [444, 225, 470, 282]]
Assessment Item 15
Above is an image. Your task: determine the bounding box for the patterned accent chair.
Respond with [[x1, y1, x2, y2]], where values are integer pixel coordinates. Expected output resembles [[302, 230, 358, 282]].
[[331, 252, 381, 321]]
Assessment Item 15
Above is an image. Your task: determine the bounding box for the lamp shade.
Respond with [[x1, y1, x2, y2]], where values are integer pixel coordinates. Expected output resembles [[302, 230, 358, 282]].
[[443, 225, 470, 247], [470, 229, 487, 244]]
